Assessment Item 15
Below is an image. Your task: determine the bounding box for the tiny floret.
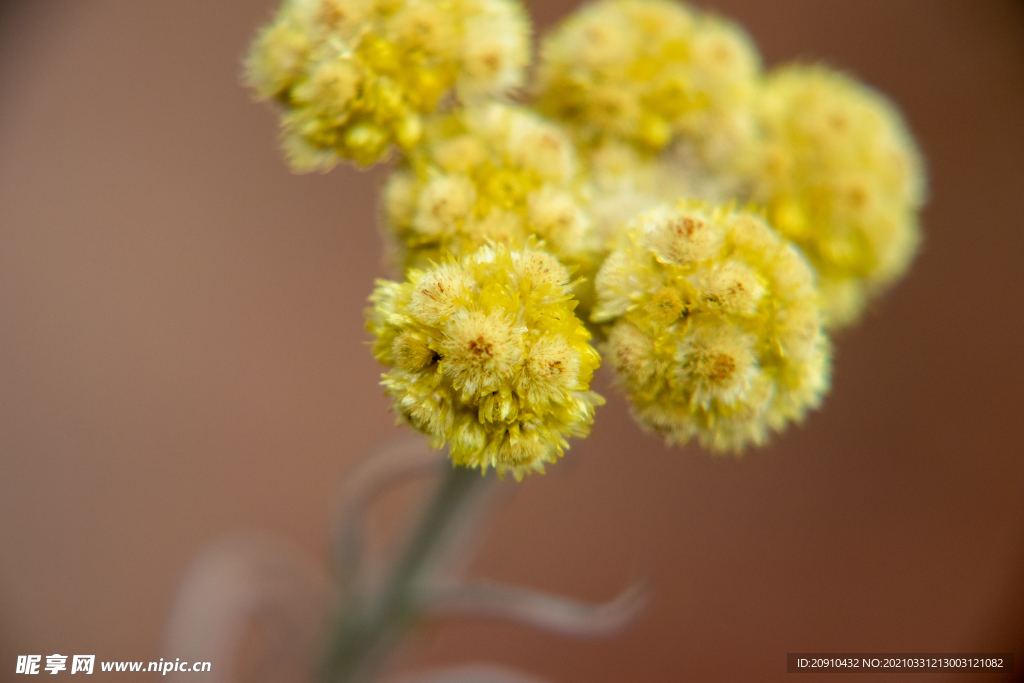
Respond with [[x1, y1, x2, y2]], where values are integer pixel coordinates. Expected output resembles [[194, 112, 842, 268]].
[[750, 64, 926, 327], [368, 244, 603, 479], [246, 0, 531, 169], [593, 201, 831, 451]]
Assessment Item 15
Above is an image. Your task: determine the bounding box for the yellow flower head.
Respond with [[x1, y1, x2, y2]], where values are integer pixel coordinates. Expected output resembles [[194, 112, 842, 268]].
[[383, 104, 593, 264], [536, 0, 761, 168], [593, 201, 831, 451], [367, 244, 603, 479], [246, 0, 531, 169], [382, 103, 604, 312], [752, 64, 926, 328]]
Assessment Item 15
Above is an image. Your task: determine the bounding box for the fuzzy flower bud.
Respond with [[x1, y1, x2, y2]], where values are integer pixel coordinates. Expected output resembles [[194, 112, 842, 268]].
[[367, 244, 603, 479], [536, 0, 761, 171], [246, 0, 531, 170], [593, 201, 831, 451], [751, 65, 926, 328], [382, 103, 604, 310]]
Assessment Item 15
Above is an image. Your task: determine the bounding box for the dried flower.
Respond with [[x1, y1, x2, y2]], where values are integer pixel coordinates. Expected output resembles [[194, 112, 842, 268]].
[[383, 104, 593, 262], [593, 201, 831, 450], [246, 0, 531, 169], [536, 0, 761, 173], [382, 102, 604, 313], [751, 64, 926, 327], [368, 244, 603, 478]]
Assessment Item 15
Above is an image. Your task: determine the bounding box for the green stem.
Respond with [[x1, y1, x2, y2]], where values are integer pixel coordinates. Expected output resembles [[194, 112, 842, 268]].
[[321, 463, 487, 683]]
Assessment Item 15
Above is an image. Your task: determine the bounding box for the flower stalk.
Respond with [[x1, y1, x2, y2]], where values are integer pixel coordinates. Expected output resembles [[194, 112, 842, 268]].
[[321, 463, 488, 683]]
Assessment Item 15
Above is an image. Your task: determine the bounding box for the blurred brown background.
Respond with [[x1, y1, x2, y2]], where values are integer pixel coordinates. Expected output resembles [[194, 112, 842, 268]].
[[1, 1, 1023, 681]]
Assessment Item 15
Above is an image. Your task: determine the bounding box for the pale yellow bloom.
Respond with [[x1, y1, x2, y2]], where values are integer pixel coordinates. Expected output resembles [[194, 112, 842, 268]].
[[246, 0, 531, 169], [368, 244, 603, 479], [593, 201, 830, 451], [382, 103, 604, 312], [751, 64, 926, 327], [536, 0, 761, 174]]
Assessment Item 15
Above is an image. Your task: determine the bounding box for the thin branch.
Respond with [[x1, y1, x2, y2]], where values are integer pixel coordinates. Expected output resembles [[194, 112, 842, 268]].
[[323, 465, 488, 683], [163, 533, 335, 683], [330, 437, 448, 582], [426, 580, 648, 637]]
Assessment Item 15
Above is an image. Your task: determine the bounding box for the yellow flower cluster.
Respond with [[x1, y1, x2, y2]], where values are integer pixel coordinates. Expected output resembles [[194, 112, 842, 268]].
[[751, 65, 926, 328], [246, 0, 925, 470], [592, 201, 830, 451], [536, 0, 761, 168], [382, 103, 600, 274], [367, 244, 603, 478], [246, 0, 530, 169]]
